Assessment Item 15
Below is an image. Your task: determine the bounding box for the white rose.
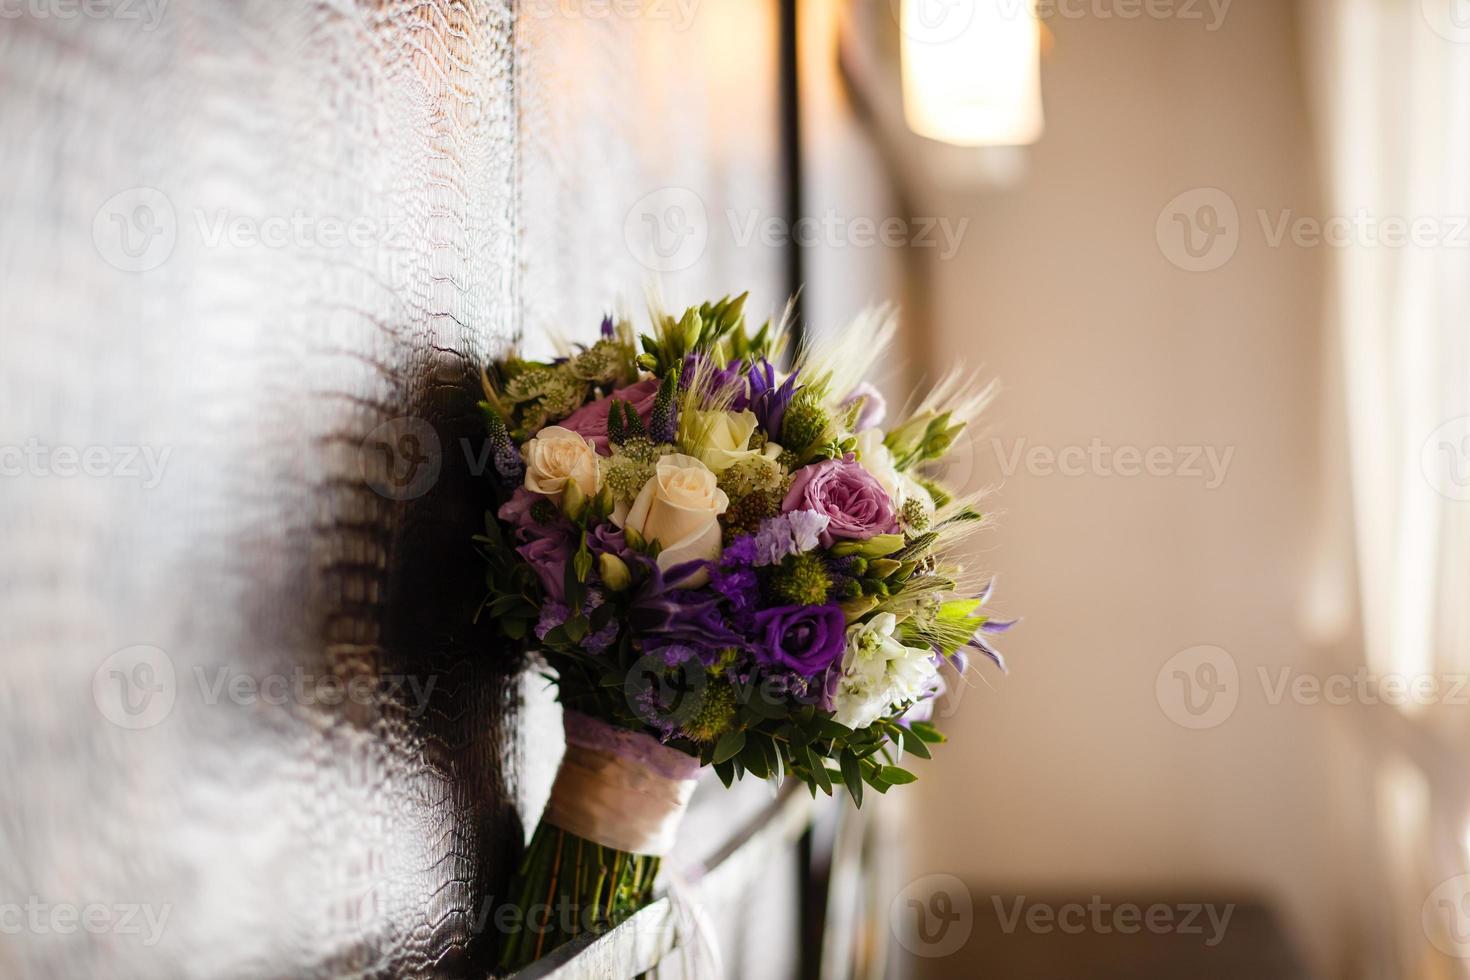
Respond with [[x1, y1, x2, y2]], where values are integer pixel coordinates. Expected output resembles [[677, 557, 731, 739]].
[[615, 453, 729, 586], [684, 409, 762, 473], [521, 425, 602, 502], [832, 613, 939, 730]]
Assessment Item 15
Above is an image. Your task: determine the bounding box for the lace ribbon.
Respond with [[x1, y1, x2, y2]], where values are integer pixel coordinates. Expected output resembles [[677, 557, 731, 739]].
[[543, 712, 701, 856]]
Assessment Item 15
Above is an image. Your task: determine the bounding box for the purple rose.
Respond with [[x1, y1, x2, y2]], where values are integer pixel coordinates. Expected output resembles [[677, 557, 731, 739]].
[[752, 604, 847, 677], [558, 377, 660, 455], [782, 458, 899, 546]]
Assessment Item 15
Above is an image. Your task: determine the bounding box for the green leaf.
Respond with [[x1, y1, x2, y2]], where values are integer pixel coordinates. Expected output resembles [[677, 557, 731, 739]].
[[562, 616, 588, 643], [910, 721, 946, 743], [814, 718, 853, 740], [840, 750, 863, 807], [880, 766, 917, 785], [713, 729, 746, 766], [740, 740, 769, 779], [903, 735, 931, 760], [714, 758, 736, 788], [805, 744, 832, 795]]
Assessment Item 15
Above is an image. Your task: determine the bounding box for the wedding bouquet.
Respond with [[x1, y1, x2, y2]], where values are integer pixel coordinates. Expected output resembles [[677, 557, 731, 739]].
[[474, 295, 1010, 971]]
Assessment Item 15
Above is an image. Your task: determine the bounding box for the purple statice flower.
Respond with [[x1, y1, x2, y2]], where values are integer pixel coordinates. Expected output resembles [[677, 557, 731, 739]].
[[751, 510, 831, 566], [581, 590, 620, 655], [751, 603, 847, 677], [840, 382, 887, 430], [534, 601, 571, 641], [747, 359, 798, 440], [630, 558, 744, 662], [653, 644, 703, 667], [706, 534, 760, 630], [708, 561, 759, 632]]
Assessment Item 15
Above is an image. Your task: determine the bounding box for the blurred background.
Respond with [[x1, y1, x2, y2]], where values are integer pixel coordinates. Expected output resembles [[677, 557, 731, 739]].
[[4, 1, 1469, 978]]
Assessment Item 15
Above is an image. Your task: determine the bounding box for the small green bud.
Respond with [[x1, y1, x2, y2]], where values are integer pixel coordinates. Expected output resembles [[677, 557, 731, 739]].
[[869, 558, 903, 579], [560, 480, 587, 520], [598, 552, 632, 591], [841, 596, 878, 622]]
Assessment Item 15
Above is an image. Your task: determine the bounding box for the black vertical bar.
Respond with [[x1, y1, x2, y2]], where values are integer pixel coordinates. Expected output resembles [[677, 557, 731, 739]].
[[779, 0, 805, 354]]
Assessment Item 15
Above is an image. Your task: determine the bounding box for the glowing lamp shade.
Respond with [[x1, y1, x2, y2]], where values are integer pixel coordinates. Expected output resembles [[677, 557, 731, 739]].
[[900, 0, 1045, 147]]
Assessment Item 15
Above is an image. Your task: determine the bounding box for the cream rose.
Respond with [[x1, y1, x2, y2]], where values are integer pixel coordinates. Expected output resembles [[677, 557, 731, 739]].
[[615, 453, 729, 586], [684, 409, 760, 472], [521, 426, 602, 502]]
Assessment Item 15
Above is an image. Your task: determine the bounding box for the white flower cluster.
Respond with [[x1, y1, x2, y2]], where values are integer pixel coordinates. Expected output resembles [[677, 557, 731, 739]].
[[831, 613, 939, 730]]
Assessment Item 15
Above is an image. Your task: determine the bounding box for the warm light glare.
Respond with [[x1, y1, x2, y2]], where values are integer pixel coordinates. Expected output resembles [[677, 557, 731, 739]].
[[900, 0, 1045, 147]]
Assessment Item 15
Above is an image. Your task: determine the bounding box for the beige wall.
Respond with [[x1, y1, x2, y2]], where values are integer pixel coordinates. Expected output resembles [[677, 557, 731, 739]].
[[903, 2, 1352, 975]]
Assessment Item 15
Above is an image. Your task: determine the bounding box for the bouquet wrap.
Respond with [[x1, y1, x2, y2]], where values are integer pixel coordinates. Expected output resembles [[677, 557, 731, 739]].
[[545, 712, 700, 856]]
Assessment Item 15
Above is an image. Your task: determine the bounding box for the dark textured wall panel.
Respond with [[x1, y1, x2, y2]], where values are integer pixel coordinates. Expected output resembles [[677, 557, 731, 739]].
[[1, 3, 519, 977], [0, 1, 787, 978]]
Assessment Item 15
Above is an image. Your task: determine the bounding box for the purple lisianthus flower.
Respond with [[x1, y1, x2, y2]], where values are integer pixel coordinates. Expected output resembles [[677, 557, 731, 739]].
[[752, 509, 831, 565], [752, 603, 847, 677], [748, 359, 798, 440], [587, 523, 633, 561], [840, 382, 887, 430], [630, 558, 745, 662], [782, 458, 899, 546], [498, 488, 576, 601]]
